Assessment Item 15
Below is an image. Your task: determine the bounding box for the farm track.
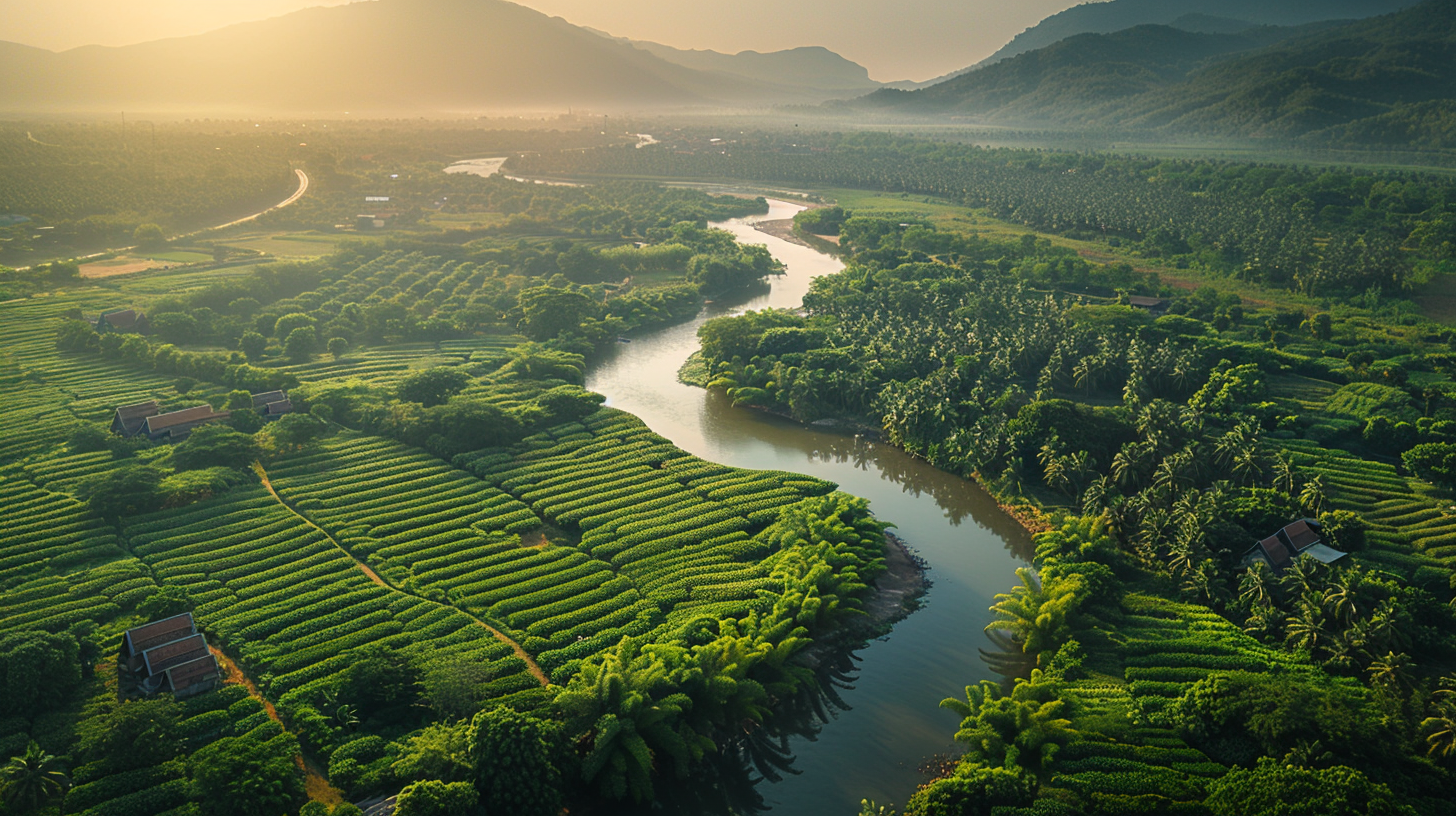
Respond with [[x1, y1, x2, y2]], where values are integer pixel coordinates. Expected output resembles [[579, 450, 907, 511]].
[[211, 645, 344, 806], [251, 461, 551, 687]]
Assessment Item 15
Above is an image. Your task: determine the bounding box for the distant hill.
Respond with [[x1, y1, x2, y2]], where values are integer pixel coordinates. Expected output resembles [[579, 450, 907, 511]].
[[858, 23, 1326, 121], [582, 30, 883, 101], [0, 0, 812, 112], [853, 0, 1456, 148], [978, 0, 1420, 67]]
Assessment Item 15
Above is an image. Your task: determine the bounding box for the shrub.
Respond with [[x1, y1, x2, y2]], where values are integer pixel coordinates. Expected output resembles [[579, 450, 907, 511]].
[[903, 766, 1036, 816]]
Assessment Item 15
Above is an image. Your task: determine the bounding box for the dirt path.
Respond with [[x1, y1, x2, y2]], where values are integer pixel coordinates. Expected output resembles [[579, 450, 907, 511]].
[[212, 646, 344, 806], [251, 461, 550, 687]]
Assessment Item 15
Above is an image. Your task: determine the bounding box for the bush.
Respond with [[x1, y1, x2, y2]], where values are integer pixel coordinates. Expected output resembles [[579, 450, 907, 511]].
[[1404, 443, 1456, 487], [0, 631, 80, 717], [171, 424, 259, 471], [1317, 510, 1367, 554], [78, 464, 165, 519], [1204, 758, 1413, 816], [903, 766, 1036, 816], [394, 780, 480, 816]]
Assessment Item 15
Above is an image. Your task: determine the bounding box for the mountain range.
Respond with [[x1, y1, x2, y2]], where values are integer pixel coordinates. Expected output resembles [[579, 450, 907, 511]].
[[0, 0, 880, 112], [852, 0, 1456, 147]]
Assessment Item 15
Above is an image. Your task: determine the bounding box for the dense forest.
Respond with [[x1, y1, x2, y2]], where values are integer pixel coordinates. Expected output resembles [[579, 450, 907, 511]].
[[511, 132, 1456, 297]]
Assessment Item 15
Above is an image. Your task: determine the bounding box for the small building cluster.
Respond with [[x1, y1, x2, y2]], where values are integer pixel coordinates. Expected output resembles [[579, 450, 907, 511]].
[[1241, 518, 1347, 572], [111, 390, 292, 442], [88, 308, 147, 333], [118, 612, 220, 699]]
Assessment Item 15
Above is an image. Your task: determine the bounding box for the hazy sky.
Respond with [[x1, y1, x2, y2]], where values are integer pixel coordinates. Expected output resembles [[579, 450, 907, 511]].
[[0, 0, 1082, 80]]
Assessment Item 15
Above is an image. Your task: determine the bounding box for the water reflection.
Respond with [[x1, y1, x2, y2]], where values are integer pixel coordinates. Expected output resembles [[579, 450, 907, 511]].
[[586, 201, 1031, 813]]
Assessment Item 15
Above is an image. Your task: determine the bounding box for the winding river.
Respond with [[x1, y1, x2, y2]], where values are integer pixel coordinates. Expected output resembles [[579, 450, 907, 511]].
[[586, 200, 1032, 812]]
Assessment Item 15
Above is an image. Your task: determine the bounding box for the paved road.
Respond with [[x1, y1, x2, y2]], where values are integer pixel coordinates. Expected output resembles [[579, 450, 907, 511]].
[[11, 168, 310, 272]]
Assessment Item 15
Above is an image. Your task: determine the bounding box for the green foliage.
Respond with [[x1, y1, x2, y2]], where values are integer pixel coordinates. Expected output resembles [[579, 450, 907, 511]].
[[171, 424, 259, 471], [517, 287, 603, 342], [78, 698, 183, 774], [397, 367, 471, 408], [285, 325, 318, 361], [136, 586, 193, 620], [394, 779, 480, 816], [189, 734, 303, 816], [238, 330, 267, 361], [0, 631, 79, 719], [132, 223, 165, 249], [336, 643, 420, 720], [1318, 510, 1368, 554], [1203, 758, 1414, 816], [327, 336, 349, 359], [77, 464, 165, 519], [1403, 443, 1456, 488], [391, 721, 473, 784], [0, 741, 69, 814], [903, 766, 1036, 816], [941, 671, 1075, 775], [467, 707, 561, 816]]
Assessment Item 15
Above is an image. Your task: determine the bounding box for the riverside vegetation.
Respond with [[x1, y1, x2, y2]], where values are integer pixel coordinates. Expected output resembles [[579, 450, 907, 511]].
[[684, 198, 1456, 813], [0, 141, 899, 816]]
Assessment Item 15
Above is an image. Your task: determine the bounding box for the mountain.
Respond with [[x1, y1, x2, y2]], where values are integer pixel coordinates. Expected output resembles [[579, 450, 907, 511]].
[[857, 23, 1327, 121], [852, 0, 1456, 147], [977, 0, 1420, 68], [1112, 0, 1456, 141], [583, 30, 884, 101], [0, 0, 801, 112]]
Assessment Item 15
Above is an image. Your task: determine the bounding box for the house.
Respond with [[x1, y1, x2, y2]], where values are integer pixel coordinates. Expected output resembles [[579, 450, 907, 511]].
[[251, 390, 294, 419], [119, 612, 197, 674], [356, 212, 394, 230], [1128, 296, 1171, 316], [118, 613, 220, 699], [141, 404, 231, 442], [95, 309, 145, 333], [157, 654, 221, 699], [1241, 518, 1347, 572], [111, 400, 160, 437]]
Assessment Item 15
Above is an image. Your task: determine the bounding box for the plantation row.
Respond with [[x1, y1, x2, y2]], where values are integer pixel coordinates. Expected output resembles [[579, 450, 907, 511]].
[[123, 483, 542, 708]]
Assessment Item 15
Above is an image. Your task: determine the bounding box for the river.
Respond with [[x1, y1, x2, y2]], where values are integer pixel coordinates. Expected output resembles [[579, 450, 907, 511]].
[[585, 200, 1032, 813]]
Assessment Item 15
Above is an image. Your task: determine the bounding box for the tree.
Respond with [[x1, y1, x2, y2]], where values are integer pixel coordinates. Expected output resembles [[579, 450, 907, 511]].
[[337, 644, 419, 719], [137, 586, 193, 620], [430, 398, 525, 453], [239, 331, 267, 361], [397, 367, 470, 408], [272, 312, 316, 339], [1318, 510, 1366, 553], [0, 631, 79, 718], [171, 424, 258, 471], [940, 672, 1075, 775], [516, 286, 600, 342], [1204, 758, 1412, 816], [391, 721, 473, 783], [1423, 692, 1456, 763], [467, 707, 561, 816], [78, 698, 182, 773], [985, 568, 1085, 662], [190, 734, 303, 816], [327, 336, 350, 359], [77, 464, 165, 519], [1403, 443, 1456, 488], [393, 780, 479, 816], [264, 412, 328, 451], [133, 223, 165, 249], [0, 741, 68, 814], [285, 326, 317, 361], [903, 766, 1035, 816]]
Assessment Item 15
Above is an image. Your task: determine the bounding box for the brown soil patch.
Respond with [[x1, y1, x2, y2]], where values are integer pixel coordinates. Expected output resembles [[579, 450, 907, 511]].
[[863, 532, 930, 627], [79, 259, 162, 279], [754, 218, 816, 248], [519, 530, 549, 549]]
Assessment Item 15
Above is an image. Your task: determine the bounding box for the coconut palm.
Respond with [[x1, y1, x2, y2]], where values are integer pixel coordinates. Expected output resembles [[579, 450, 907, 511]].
[[1284, 599, 1329, 654], [1239, 563, 1279, 611], [0, 741, 69, 813], [1271, 452, 1301, 496], [1367, 652, 1416, 695], [1422, 692, 1456, 762], [1300, 476, 1328, 516], [1323, 568, 1364, 626]]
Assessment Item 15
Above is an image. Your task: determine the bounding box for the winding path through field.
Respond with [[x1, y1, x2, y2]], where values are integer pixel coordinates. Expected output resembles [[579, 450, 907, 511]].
[[251, 461, 550, 687]]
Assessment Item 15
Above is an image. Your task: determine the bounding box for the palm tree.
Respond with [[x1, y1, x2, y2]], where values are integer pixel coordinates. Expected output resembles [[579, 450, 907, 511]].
[[1281, 558, 1326, 599], [0, 741, 69, 813], [1367, 652, 1416, 695], [1239, 563, 1279, 611], [1422, 692, 1456, 763], [1284, 599, 1329, 655], [1271, 452, 1300, 496], [1300, 476, 1328, 516], [1323, 568, 1364, 626]]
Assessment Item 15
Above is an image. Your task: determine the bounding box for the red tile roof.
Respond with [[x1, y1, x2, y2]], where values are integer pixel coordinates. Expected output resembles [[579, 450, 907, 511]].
[[122, 612, 196, 657]]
